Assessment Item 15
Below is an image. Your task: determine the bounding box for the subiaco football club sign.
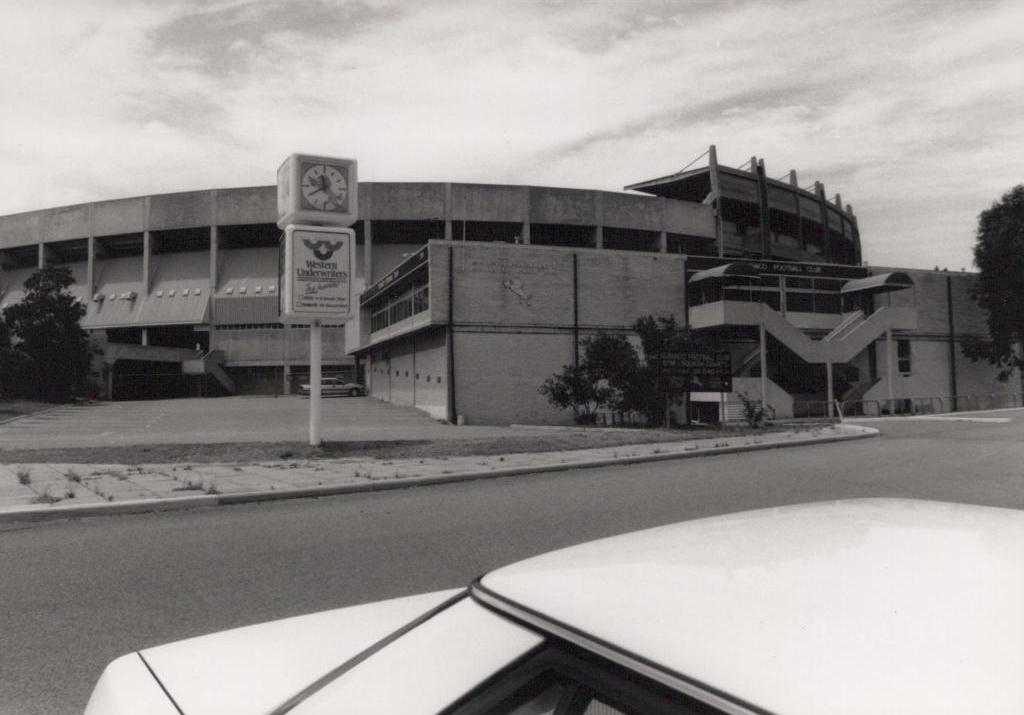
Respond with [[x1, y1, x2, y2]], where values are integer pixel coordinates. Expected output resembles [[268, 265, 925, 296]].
[[279, 225, 355, 322]]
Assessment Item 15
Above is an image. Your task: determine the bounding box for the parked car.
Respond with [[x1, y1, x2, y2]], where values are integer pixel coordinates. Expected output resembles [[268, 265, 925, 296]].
[[84, 499, 1024, 714], [298, 377, 364, 397]]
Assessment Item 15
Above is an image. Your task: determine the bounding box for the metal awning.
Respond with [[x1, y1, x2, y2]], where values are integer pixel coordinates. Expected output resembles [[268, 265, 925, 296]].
[[840, 272, 914, 294], [689, 262, 761, 284]]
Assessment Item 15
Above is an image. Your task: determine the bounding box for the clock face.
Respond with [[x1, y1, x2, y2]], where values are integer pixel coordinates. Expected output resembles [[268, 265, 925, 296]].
[[300, 163, 348, 212]]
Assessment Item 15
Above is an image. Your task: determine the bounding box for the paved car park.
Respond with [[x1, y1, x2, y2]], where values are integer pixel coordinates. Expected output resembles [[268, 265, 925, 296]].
[[0, 396, 542, 449]]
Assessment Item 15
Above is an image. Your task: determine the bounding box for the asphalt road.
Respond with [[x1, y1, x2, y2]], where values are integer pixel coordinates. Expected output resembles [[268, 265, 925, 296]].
[[2, 412, 1022, 714]]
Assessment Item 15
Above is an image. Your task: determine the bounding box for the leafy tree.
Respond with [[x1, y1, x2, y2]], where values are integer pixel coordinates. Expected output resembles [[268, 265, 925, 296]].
[[539, 333, 639, 424], [540, 316, 714, 427], [2, 266, 93, 402], [538, 363, 612, 424], [963, 185, 1024, 380], [0, 312, 31, 398], [631, 315, 710, 427]]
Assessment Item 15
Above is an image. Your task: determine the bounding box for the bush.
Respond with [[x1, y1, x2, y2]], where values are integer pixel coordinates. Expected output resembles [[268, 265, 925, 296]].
[[737, 392, 766, 428]]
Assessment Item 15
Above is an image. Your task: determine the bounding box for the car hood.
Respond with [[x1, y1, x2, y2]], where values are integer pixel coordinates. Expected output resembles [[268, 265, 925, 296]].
[[89, 589, 461, 715]]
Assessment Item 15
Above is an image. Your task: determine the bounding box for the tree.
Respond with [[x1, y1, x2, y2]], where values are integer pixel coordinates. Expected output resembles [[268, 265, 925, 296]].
[[2, 266, 94, 402], [539, 333, 640, 424], [631, 314, 710, 427], [963, 185, 1024, 380]]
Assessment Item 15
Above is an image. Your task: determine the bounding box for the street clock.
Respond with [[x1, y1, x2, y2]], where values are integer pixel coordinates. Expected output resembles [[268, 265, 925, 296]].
[[277, 154, 358, 229]]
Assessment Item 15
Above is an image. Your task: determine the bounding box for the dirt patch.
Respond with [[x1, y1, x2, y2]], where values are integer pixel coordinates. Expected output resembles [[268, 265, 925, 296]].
[[0, 425, 798, 465]]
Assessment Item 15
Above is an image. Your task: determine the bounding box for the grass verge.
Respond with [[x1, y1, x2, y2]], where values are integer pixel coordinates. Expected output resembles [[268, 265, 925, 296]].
[[0, 425, 800, 465]]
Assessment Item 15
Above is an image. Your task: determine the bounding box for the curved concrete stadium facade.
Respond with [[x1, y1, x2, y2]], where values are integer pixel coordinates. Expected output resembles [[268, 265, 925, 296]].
[[0, 151, 1018, 423]]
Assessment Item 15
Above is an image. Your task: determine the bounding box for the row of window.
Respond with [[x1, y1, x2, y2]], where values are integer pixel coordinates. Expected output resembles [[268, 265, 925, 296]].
[[370, 283, 429, 333], [690, 285, 843, 314], [372, 366, 442, 384]]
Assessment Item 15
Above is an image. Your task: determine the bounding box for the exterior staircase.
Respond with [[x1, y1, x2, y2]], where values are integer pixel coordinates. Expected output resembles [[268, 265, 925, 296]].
[[182, 350, 236, 394]]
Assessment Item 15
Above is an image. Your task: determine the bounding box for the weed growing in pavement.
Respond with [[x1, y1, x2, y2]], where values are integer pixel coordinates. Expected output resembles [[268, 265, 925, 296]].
[[65, 488, 76, 499], [172, 480, 204, 492], [279, 450, 294, 459], [16, 468, 31, 485], [205, 483, 220, 495], [107, 496, 114, 502], [182, 465, 192, 471], [65, 469, 82, 482], [32, 487, 61, 504]]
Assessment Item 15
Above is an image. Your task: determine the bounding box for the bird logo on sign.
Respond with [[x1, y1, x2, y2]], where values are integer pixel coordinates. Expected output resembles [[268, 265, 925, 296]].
[[303, 239, 344, 261]]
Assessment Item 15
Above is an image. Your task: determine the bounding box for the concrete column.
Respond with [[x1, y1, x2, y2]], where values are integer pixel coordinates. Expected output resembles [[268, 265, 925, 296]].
[[594, 191, 603, 249], [444, 182, 453, 242], [658, 230, 668, 253], [886, 326, 895, 411], [37, 243, 45, 269], [144, 194, 151, 292], [759, 315, 769, 412], [520, 186, 531, 245], [143, 231, 152, 296], [826, 359, 834, 417], [209, 193, 219, 293], [282, 364, 291, 396], [709, 145, 725, 257], [141, 328, 149, 346], [87, 236, 96, 297], [362, 186, 373, 283]]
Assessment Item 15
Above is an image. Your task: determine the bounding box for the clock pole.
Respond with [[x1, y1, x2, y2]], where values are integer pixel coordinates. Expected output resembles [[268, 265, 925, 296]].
[[277, 153, 358, 449], [310, 319, 322, 446]]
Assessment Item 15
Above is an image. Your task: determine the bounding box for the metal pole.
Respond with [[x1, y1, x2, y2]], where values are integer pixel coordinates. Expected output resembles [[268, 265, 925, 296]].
[[310, 320, 322, 446], [886, 326, 895, 413], [826, 359, 834, 417], [759, 305, 768, 411]]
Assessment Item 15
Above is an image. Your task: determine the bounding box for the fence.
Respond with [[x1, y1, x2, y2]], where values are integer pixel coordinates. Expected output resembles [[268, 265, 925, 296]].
[[793, 393, 1024, 419]]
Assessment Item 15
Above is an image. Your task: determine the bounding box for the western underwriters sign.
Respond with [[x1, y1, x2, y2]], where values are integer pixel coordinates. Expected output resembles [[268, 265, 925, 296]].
[[280, 225, 355, 322]]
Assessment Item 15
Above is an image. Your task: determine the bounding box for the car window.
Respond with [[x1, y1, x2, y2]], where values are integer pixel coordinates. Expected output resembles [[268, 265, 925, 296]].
[[444, 645, 728, 715]]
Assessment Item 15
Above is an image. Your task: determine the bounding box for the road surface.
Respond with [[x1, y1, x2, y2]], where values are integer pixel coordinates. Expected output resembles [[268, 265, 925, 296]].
[[1, 413, 1022, 714]]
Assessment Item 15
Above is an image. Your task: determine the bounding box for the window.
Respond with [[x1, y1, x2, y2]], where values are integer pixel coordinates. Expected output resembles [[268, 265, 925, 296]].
[[444, 645, 725, 715], [897, 339, 911, 374]]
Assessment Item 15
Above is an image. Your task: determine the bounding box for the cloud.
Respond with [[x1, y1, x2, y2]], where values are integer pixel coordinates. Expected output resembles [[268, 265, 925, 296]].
[[1, 0, 1022, 272]]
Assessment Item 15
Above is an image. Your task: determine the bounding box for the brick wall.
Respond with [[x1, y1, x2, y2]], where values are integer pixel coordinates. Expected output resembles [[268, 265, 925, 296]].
[[454, 330, 576, 425]]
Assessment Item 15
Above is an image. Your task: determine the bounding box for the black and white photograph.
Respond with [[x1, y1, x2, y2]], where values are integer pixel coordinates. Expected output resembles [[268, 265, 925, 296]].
[[1, 1, 1023, 713]]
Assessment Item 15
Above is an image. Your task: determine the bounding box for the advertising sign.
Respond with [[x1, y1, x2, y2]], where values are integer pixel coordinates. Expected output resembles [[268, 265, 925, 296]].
[[279, 225, 355, 323], [657, 351, 732, 392]]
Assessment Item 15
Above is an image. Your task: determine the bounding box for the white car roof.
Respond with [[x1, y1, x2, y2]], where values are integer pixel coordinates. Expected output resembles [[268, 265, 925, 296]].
[[480, 499, 1024, 714]]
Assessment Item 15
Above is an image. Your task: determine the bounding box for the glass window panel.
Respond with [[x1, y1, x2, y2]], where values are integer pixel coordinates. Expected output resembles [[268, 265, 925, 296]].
[[814, 293, 840, 313], [582, 699, 629, 715], [786, 292, 814, 312]]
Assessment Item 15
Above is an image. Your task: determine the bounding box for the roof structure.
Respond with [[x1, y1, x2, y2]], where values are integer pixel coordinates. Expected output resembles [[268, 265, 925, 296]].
[[481, 499, 1024, 715], [840, 271, 914, 294]]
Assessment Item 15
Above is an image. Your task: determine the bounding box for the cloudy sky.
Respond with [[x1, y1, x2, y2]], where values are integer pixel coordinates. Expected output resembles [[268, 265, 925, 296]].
[[1, 0, 1021, 270]]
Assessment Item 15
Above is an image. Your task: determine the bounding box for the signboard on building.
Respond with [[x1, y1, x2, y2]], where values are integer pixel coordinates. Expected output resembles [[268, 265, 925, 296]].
[[360, 244, 429, 305], [687, 256, 868, 280], [279, 225, 356, 323], [657, 351, 732, 392]]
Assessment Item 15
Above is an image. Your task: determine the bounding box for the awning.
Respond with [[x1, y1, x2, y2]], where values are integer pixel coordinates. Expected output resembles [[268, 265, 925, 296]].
[[82, 292, 210, 329], [689, 262, 761, 284], [840, 272, 914, 294]]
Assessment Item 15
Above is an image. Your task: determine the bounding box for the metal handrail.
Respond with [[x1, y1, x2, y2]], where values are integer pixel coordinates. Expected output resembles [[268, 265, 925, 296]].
[[792, 393, 1024, 419]]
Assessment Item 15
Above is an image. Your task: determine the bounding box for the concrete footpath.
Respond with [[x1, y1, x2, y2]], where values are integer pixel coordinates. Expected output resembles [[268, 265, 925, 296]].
[[0, 423, 876, 523]]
